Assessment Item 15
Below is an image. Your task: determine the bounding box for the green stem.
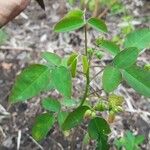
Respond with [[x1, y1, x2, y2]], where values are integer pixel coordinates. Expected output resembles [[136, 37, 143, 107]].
[[80, 69, 90, 106], [84, 25, 88, 55], [80, 25, 90, 106]]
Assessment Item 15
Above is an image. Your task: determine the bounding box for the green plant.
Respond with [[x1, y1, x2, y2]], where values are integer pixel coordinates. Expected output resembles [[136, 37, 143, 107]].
[[68, 0, 135, 45], [68, 0, 124, 18], [9, 9, 150, 149], [114, 131, 145, 150], [67, 0, 134, 45]]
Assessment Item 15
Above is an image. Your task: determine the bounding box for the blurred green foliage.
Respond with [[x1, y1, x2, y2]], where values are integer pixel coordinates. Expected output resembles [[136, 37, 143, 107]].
[[115, 131, 145, 150], [0, 29, 7, 45]]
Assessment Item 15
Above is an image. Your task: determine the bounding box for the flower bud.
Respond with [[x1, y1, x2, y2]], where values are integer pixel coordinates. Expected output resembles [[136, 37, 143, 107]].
[[84, 109, 92, 119], [109, 94, 124, 108], [94, 102, 108, 111]]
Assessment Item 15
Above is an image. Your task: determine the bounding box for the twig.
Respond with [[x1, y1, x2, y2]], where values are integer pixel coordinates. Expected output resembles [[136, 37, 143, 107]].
[[98, 0, 117, 18], [123, 91, 135, 112], [71, 128, 78, 150], [98, 7, 109, 18], [125, 108, 150, 125], [88, 89, 103, 97], [125, 97, 134, 112], [0, 104, 10, 116], [0, 126, 6, 140], [0, 46, 35, 52], [92, 0, 100, 17], [79, 127, 87, 150], [125, 109, 150, 116], [17, 130, 21, 150], [26, 134, 44, 150], [49, 136, 64, 150], [78, 126, 87, 133], [89, 85, 102, 98], [120, 86, 135, 111], [91, 65, 104, 68], [90, 69, 103, 82]]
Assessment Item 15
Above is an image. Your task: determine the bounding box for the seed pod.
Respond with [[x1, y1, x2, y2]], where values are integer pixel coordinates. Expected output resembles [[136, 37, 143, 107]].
[[91, 112, 96, 118], [84, 109, 92, 119]]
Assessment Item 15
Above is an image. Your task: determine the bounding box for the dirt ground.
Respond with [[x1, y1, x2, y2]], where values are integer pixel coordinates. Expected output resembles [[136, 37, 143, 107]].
[[0, 0, 150, 150]]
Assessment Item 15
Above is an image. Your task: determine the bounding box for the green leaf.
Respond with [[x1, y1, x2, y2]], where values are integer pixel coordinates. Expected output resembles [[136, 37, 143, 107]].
[[62, 106, 89, 130], [98, 39, 120, 56], [67, 53, 78, 66], [51, 66, 72, 98], [113, 47, 138, 69], [110, 1, 124, 15], [42, 52, 61, 66], [135, 135, 144, 145], [124, 131, 139, 150], [54, 17, 85, 32], [61, 57, 68, 67], [57, 111, 68, 128], [115, 138, 125, 149], [123, 65, 150, 97], [87, 18, 107, 33], [124, 28, 150, 51], [70, 58, 77, 77], [144, 64, 150, 71], [88, 117, 111, 140], [65, 9, 84, 18], [32, 113, 55, 141], [44, 80, 55, 91], [9, 64, 51, 103], [61, 98, 77, 107], [42, 97, 61, 112], [115, 131, 145, 150], [82, 55, 89, 74], [67, 53, 78, 78], [96, 135, 109, 150], [102, 65, 122, 92], [83, 133, 90, 145]]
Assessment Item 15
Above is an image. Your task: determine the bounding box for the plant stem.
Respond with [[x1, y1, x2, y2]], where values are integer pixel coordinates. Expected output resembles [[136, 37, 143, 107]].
[[84, 24, 88, 55], [80, 69, 90, 106], [98, 0, 117, 18], [80, 25, 90, 106]]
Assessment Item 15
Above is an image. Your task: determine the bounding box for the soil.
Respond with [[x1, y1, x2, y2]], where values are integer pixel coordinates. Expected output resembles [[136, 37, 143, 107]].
[[0, 0, 150, 150]]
